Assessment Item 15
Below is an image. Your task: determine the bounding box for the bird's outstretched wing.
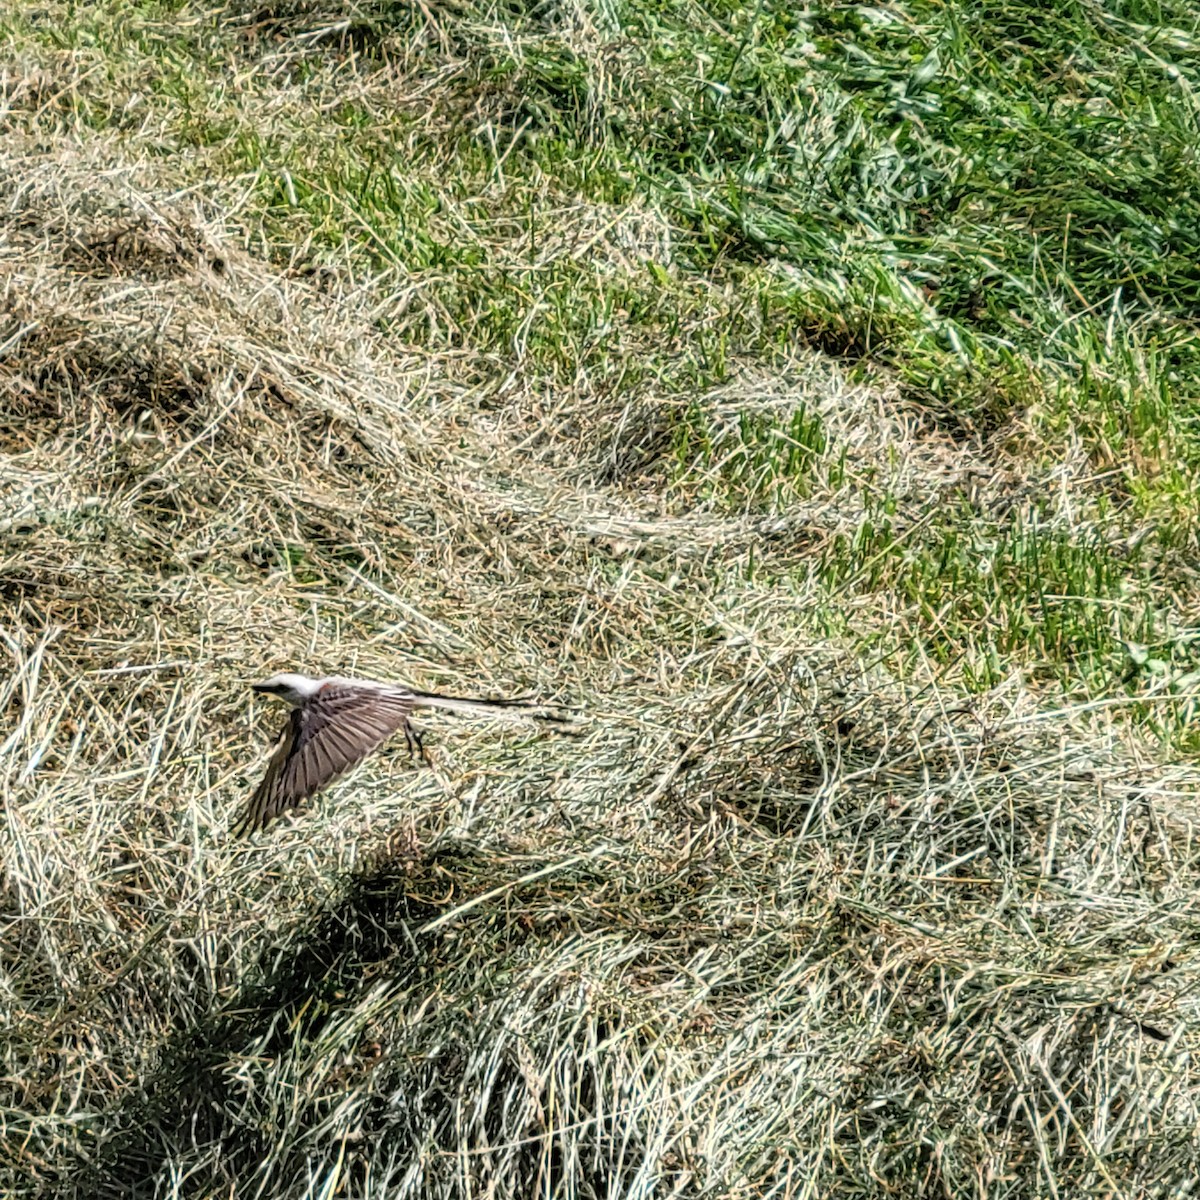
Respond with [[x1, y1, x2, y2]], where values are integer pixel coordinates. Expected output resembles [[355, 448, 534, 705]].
[[235, 687, 416, 835]]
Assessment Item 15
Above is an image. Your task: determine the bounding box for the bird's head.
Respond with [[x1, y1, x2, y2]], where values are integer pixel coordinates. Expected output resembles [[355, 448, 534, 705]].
[[251, 673, 322, 707]]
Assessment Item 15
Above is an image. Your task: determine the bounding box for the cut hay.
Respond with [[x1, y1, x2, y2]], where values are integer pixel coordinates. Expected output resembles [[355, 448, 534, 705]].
[[2, 5, 1200, 1199]]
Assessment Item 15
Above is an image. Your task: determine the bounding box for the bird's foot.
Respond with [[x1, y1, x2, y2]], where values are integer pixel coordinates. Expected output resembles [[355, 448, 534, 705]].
[[402, 720, 430, 765]]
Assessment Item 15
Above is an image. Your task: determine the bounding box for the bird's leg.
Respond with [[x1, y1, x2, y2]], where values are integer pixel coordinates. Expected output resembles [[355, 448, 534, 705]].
[[402, 719, 429, 765]]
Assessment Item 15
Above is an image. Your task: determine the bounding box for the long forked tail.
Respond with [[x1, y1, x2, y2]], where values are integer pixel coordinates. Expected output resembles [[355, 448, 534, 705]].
[[406, 690, 575, 723]]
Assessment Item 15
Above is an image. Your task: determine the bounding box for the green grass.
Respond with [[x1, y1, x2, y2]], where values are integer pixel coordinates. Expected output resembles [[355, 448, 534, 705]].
[[820, 503, 1157, 687], [3, 1, 1200, 1196], [672, 397, 828, 505]]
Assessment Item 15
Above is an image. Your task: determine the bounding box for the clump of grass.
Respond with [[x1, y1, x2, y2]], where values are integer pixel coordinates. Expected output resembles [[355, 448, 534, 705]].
[[2, 3, 1200, 1199], [671, 396, 827, 508], [818, 503, 1157, 690]]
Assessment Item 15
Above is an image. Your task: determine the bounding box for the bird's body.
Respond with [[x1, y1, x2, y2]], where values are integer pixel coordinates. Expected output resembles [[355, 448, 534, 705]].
[[235, 673, 553, 835]]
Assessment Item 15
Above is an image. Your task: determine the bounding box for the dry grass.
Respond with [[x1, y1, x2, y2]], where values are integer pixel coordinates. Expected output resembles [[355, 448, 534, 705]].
[[3, 4, 1200, 1198]]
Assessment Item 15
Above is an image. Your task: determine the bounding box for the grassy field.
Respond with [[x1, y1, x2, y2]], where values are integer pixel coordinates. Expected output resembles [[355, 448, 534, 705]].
[[3, 0, 1200, 1195]]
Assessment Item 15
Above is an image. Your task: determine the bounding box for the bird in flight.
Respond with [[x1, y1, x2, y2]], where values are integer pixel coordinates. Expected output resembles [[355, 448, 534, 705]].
[[235, 673, 562, 835]]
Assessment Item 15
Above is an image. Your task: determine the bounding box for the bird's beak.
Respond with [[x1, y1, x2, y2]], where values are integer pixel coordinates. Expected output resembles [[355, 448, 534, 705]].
[[251, 682, 273, 694]]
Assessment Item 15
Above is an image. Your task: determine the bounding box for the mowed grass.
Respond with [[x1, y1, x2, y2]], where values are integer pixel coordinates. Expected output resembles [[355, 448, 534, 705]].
[[2, 1, 1200, 1197]]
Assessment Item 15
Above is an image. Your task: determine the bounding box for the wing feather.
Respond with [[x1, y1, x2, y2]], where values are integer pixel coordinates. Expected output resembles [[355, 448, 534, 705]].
[[236, 687, 416, 835]]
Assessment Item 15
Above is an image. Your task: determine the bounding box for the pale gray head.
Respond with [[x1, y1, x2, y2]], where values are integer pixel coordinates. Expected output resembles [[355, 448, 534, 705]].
[[251, 673, 323, 707]]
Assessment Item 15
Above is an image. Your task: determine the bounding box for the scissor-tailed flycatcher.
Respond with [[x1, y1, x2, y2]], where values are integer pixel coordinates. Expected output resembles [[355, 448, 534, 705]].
[[235, 673, 560, 835]]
